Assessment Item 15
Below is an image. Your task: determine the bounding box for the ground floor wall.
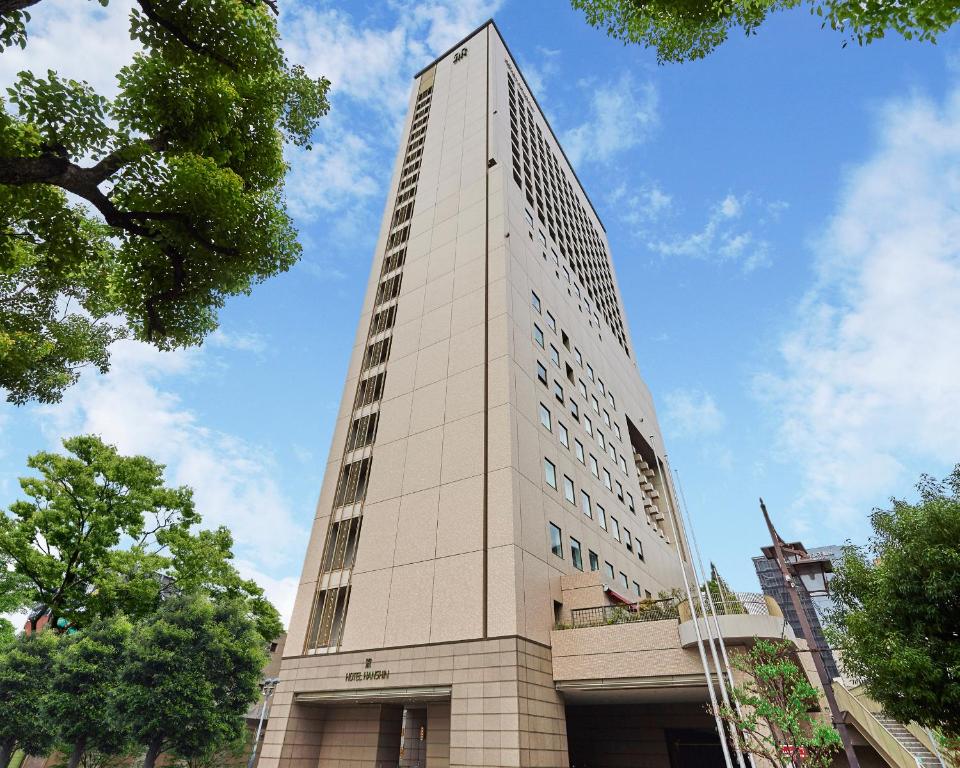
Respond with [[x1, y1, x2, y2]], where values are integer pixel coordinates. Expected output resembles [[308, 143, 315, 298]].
[[260, 636, 567, 768]]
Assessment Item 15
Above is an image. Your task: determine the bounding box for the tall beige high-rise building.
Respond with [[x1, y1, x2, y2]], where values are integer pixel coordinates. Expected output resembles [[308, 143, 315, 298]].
[[260, 20, 794, 768]]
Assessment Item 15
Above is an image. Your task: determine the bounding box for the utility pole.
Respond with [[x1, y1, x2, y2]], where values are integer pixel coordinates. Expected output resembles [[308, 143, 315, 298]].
[[759, 499, 861, 768], [247, 677, 280, 768]]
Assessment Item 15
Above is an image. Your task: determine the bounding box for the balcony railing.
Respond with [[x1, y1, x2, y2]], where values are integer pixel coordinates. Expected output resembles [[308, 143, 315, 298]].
[[688, 591, 775, 618]]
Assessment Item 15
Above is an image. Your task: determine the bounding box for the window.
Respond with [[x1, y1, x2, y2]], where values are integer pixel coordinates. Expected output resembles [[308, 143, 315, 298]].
[[531, 291, 541, 313], [633, 581, 642, 596], [549, 523, 562, 558], [620, 572, 629, 590], [645, 589, 653, 599], [552, 248, 560, 265], [565, 362, 575, 384], [575, 440, 585, 463], [546, 311, 556, 332], [609, 392, 617, 409], [597, 430, 605, 449], [597, 504, 607, 530], [574, 348, 583, 366], [544, 458, 557, 489], [563, 475, 575, 504], [587, 363, 595, 381], [569, 400, 579, 420], [592, 395, 600, 414], [561, 330, 570, 350], [603, 410, 611, 427], [603, 469, 613, 490], [608, 442, 617, 462], [571, 538, 583, 571], [619, 454, 628, 474], [539, 403, 552, 431], [604, 562, 615, 580], [580, 490, 592, 518], [550, 345, 560, 367], [611, 517, 621, 542], [589, 550, 599, 571], [584, 416, 593, 436], [589, 455, 599, 478], [578, 379, 587, 398], [558, 422, 569, 448], [537, 361, 548, 385], [637, 540, 644, 561], [627, 492, 635, 513], [524, 209, 533, 227], [533, 324, 544, 348], [614, 423, 622, 441], [598, 378, 605, 395], [538, 230, 546, 246], [624, 527, 633, 552], [553, 380, 564, 403], [615, 481, 624, 502]]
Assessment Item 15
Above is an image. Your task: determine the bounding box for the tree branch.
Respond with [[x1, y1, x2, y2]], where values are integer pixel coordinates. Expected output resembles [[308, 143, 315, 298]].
[[137, 0, 239, 71], [0, 0, 41, 14]]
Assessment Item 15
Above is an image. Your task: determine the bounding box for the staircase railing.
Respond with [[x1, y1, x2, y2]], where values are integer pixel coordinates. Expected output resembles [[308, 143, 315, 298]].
[[833, 681, 925, 768]]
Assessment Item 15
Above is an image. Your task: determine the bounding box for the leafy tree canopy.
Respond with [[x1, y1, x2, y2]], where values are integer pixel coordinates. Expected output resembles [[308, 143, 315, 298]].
[[0, 630, 58, 766], [114, 593, 267, 768], [717, 638, 842, 768], [0, 434, 281, 641], [0, 0, 330, 404], [828, 465, 960, 738], [570, 0, 960, 63]]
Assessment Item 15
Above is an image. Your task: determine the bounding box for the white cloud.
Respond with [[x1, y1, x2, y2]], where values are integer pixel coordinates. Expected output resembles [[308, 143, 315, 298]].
[[207, 329, 268, 354], [562, 72, 659, 166], [34, 341, 308, 618], [608, 181, 673, 225], [663, 389, 725, 438], [759, 85, 960, 530], [650, 192, 783, 272]]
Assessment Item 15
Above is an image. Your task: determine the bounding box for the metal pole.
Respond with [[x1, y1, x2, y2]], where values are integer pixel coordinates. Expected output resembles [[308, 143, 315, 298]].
[[674, 470, 752, 768], [663, 474, 735, 768], [759, 499, 860, 768], [247, 677, 279, 768]]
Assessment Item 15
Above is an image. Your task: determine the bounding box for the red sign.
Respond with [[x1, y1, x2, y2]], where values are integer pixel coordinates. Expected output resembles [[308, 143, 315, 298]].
[[780, 745, 808, 758]]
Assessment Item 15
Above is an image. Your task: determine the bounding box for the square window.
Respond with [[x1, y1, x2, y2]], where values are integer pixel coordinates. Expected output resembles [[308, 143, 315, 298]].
[[592, 395, 600, 414], [616, 481, 624, 501], [633, 581, 642, 596], [553, 380, 564, 403], [624, 527, 633, 552], [544, 458, 557, 489], [550, 345, 560, 367], [637, 541, 644, 561], [587, 364, 595, 381], [570, 538, 583, 571], [604, 561, 614, 580], [539, 403, 552, 431], [603, 410, 611, 427], [559, 422, 569, 448], [603, 469, 612, 490], [598, 378, 605, 395], [533, 324, 544, 348], [575, 440, 585, 464], [546, 311, 556, 332], [608, 443, 617, 461], [563, 475, 575, 504], [589, 455, 599, 478], [584, 416, 593, 436], [614, 423, 622, 441], [537, 361, 548, 385], [561, 331, 570, 350], [597, 430, 605, 449], [589, 550, 599, 571], [574, 348, 582, 366], [611, 517, 621, 542], [619, 455, 628, 474], [597, 504, 607, 530], [531, 291, 541, 313], [578, 379, 587, 398], [524, 209, 534, 227], [627, 492, 635, 512], [610, 392, 617, 409], [580, 490, 591, 518], [549, 522, 562, 558], [570, 400, 580, 420], [619, 572, 629, 590], [538, 230, 546, 246]]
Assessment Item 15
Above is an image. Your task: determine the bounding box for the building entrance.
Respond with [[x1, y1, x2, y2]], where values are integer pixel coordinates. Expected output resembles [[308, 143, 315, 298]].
[[398, 706, 428, 768]]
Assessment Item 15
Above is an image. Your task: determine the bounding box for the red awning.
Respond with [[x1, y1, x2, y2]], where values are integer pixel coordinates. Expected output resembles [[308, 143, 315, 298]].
[[604, 586, 636, 606]]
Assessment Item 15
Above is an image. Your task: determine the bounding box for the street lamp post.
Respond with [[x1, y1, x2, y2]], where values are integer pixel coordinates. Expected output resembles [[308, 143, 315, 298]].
[[247, 677, 280, 768]]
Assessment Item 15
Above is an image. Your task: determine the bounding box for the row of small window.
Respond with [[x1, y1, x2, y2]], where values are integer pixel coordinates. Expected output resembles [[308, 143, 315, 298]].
[[537, 357, 622, 448], [548, 522, 650, 598], [543, 457, 642, 560], [539, 402, 632, 498]]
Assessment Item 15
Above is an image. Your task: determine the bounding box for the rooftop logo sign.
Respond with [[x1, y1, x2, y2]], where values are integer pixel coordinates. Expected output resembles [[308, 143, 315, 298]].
[[453, 47, 468, 63]]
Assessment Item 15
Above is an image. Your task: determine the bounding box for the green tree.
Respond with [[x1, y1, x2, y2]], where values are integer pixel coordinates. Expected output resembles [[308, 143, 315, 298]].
[[47, 616, 132, 768], [0, 630, 58, 768], [715, 638, 842, 768], [0, 435, 282, 642], [828, 465, 960, 738], [114, 593, 267, 768], [570, 0, 960, 63], [0, 618, 14, 648], [0, 0, 330, 405]]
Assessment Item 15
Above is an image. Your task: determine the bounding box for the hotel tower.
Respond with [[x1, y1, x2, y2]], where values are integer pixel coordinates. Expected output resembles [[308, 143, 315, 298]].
[[260, 20, 796, 768]]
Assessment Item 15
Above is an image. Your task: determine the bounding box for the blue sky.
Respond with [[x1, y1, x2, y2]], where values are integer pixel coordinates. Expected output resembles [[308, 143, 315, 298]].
[[2, 0, 959, 622]]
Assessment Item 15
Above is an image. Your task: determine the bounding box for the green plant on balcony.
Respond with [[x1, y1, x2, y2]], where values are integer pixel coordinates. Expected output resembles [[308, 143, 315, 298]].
[[606, 606, 634, 625], [714, 638, 842, 768]]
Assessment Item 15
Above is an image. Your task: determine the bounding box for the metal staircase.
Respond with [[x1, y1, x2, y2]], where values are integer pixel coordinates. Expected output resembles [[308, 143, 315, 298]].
[[870, 713, 942, 768]]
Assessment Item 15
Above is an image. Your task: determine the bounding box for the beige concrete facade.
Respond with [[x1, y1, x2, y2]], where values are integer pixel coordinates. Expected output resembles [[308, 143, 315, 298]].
[[263, 20, 716, 768]]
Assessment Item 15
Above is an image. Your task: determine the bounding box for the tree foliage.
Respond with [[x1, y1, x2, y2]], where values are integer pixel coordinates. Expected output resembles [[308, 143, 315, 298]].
[[570, 0, 960, 63], [0, 434, 281, 641], [828, 465, 960, 738], [715, 638, 842, 768], [0, 0, 330, 404], [0, 631, 58, 768], [114, 593, 267, 768]]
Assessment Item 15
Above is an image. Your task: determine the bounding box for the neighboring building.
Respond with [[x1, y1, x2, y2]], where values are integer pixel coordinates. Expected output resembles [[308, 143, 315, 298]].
[[753, 542, 843, 679], [261, 20, 800, 768]]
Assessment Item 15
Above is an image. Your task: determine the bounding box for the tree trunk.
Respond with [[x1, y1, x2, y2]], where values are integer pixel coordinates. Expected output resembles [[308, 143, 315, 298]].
[[142, 737, 163, 768], [0, 739, 16, 768], [66, 736, 86, 768]]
